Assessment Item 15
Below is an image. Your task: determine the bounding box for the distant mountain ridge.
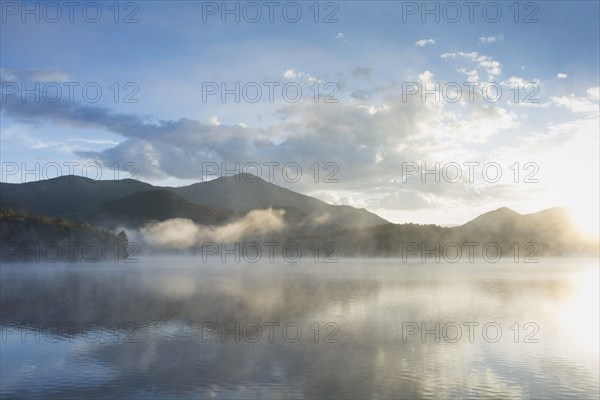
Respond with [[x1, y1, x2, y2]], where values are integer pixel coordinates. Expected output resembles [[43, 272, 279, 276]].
[[0, 176, 154, 222], [1, 176, 597, 257], [0, 174, 388, 229], [301, 206, 597, 257]]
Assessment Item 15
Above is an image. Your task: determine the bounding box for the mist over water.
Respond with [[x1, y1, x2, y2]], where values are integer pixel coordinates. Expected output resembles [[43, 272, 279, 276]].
[[136, 209, 287, 250], [1, 258, 598, 399]]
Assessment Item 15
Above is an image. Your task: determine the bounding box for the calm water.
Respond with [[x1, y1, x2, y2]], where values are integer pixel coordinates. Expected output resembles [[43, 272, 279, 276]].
[[1, 258, 598, 399]]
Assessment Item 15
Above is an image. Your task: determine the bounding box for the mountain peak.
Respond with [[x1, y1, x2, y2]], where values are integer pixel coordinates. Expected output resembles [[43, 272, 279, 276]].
[[490, 207, 520, 216], [212, 172, 269, 184], [461, 207, 521, 228], [173, 174, 388, 229]]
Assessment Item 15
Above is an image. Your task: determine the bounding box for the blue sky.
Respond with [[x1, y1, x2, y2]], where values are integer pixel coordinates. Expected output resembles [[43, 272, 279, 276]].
[[1, 0, 599, 231]]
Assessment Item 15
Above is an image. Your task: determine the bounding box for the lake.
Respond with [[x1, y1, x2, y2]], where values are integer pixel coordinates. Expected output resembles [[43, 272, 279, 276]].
[[1, 258, 598, 399]]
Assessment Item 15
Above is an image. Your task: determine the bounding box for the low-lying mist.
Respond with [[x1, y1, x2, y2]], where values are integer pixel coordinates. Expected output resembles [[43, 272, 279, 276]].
[[132, 208, 287, 250]]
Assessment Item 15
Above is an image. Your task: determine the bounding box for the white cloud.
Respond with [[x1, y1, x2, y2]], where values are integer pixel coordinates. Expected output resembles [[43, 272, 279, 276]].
[[505, 76, 527, 86], [588, 87, 600, 100], [502, 75, 540, 87], [478, 57, 502, 80], [441, 51, 502, 80], [438, 103, 519, 143], [551, 88, 599, 113], [418, 70, 435, 84], [556, 73, 568, 79], [415, 38, 435, 47], [442, 50, 482, 60], [283, 69, 298, 79], [282, 69, 319, 83], [458, 68, 480, 83], [501, 76, 544, 107], [510, 101, 551, 109], [206, 115, 221, 126], [478, 34, 504, 44]]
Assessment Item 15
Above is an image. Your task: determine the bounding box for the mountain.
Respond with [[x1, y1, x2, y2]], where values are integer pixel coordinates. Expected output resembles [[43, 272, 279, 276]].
[[1, 174, 597, 258], [0, 176, 153, 221], [0, 174, 389, 229], [462, 206, 592, 255], [295, 207, 598, 257], [459, 207, 522, 232], [454, 207, 583, 247], [89, 189, 233, 228], [4, 176, 595, 257], [171, 173, 388, 229]]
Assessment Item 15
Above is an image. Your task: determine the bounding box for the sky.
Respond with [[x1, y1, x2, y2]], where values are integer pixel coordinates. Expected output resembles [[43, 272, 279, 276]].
[[1, 0, 599, 233]]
